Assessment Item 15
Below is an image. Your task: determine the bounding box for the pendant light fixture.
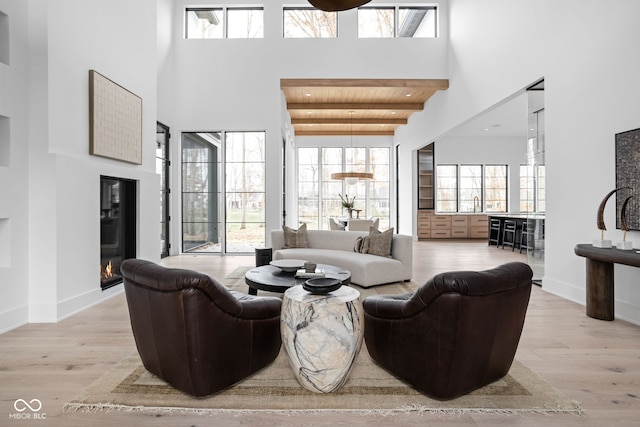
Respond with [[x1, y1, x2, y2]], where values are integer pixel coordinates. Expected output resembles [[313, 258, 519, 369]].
[[308, 0, 371, 12], [331, 111, 374, 185]]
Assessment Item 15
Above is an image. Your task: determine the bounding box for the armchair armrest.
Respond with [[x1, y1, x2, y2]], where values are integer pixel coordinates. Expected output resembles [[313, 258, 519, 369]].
[[363, 293, 416, 319], [230, 291, 283, 320]]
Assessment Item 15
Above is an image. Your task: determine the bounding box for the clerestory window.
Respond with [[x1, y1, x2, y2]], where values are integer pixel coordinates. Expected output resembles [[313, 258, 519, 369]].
[[283, 7, 338, 38], [358, 5, 437, 38], [185, 7, 264, 39]]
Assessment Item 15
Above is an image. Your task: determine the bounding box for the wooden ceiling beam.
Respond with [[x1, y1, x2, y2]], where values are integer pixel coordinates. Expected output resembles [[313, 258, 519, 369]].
[[292, 118, 407, 125], [281, 78, 449, 90], [294, 130, 396, 136], [287, 103, 424, 111]]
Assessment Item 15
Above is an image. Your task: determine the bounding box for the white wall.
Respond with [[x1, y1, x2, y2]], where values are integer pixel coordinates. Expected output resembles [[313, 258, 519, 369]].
[[0, 0, 161, 332], [396, 0, 640, 324], [0, 0, 30, 333]]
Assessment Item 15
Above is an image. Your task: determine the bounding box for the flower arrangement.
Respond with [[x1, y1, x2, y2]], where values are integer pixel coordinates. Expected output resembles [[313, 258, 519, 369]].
[[338, 194, 356, 209]]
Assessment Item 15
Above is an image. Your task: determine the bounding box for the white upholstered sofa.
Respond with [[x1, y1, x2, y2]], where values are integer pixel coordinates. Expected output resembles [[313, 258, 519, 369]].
[[270, 229, 412, 288]]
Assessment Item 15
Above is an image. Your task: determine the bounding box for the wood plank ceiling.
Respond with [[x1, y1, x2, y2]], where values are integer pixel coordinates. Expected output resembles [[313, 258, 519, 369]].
[[281, 78, 449, 136]]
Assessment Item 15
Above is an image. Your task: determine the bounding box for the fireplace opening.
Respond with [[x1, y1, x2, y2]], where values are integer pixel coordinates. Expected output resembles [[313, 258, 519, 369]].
[[100, 176, 136, 290]]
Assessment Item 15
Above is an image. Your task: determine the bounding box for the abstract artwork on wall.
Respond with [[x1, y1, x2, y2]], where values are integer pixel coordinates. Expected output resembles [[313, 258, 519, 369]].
[[89, 70, 142, 164], [615, 128, 640, 231]]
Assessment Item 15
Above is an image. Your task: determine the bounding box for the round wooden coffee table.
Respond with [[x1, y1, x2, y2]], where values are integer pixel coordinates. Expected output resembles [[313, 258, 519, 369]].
[[244, 264, 351, 296]]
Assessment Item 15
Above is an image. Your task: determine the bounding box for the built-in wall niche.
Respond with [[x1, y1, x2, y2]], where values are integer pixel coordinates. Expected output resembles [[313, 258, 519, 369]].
[[0, 10, 8, 65], [0, 218, 9, 267], [0, 115, 9, 167]]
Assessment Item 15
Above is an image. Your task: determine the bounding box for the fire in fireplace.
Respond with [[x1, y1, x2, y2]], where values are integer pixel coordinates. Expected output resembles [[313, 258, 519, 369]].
[[100, 176, 136, 290]]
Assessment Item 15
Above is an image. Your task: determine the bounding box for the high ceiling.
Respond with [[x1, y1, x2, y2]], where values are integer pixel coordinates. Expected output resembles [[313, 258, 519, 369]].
[[281, 78, 449, 136]]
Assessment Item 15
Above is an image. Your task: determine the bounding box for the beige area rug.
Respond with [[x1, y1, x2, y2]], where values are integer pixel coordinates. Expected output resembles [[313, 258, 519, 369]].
[[64, 267, 582, 416]]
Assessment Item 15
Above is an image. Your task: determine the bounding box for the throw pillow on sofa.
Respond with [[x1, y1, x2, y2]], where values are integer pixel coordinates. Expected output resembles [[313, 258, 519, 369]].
[[367, 227, 394, 258], [283, 223, 308, 248], [354, 236, 370, 254]]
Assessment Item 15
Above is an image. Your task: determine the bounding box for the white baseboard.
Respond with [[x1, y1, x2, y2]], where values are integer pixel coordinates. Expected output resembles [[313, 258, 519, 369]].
[[26, 284, 124, 324], [0, 305, 28, 334], [542, 276, 640, 326], [56, 283, 124, 322], [540, 276, 586, 306]]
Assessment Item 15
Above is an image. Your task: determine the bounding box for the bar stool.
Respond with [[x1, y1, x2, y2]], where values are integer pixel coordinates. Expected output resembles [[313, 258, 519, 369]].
[[488, 218, 501, 247], [519, 220, 534, 254], [501, 220, 518, 251]]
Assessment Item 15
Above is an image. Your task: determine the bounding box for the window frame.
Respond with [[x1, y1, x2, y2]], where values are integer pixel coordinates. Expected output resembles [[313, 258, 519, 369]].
[[283, 6, 338, 38], [357, 5, 438, 38], [484, 164, 508, 213], [181, 131, 266, 254], [435, 164, 508, 213], [185, 6, 264, 39], [435, 164, 458, 213], [297, 146, 390, 230]]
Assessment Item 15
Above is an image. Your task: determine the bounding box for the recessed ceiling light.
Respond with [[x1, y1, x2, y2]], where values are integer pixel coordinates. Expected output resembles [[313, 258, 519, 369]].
[[306, 93, 311, 97], [391, 111, 396, 115], [484, 128, 489, 131], [405, 93, 412, 97]]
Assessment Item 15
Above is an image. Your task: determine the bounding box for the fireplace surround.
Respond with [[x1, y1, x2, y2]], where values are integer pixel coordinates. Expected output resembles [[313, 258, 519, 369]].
[[100, 176, 136, 290]]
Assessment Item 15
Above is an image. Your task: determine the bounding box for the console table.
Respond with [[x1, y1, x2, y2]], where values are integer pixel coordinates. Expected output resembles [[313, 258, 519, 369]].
[[574, 244, 640, 320]]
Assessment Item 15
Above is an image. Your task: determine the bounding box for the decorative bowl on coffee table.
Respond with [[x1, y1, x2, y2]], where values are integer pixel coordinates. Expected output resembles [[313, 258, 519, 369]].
[[270, 259, 306, 273], [303, 277, 341, 294]]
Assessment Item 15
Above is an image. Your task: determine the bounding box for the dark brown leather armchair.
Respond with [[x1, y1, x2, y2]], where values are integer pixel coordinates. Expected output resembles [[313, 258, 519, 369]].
[[363, 262, 533, 400], [121, 259, 282, 397]]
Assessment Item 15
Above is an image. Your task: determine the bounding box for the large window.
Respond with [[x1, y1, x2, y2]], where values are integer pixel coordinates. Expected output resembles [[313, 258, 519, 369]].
[[298, 147, 390, 230], [358, 6, 437, 38], [225, 132, 266, 251], [185, 7, 263, 39], [436, 164, 508, 213], [182, 132, 221, 252], [182, 131, 265, 253], [484, 165, 508, 213], [520, 165, 534, 212], [284, 7, 337, 38], [520, 164, 545, 212], [537, 165, 546, 212], [459, 165, 482, 213], [298, 148, 320, 228], [436, 165, 457, 212]]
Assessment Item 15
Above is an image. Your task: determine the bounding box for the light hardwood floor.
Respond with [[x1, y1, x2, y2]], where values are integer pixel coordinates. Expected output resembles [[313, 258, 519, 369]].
[[2, 240, 639, 426]]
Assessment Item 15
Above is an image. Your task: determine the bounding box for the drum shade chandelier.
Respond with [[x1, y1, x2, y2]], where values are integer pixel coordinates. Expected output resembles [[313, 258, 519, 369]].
[[308, 0, 371, 12], [331, 111, 374, 185]]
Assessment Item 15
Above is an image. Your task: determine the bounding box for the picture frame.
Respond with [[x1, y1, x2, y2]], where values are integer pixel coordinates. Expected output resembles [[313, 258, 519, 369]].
[[615, 127, 640, 231], [89, 70, 142, 165]]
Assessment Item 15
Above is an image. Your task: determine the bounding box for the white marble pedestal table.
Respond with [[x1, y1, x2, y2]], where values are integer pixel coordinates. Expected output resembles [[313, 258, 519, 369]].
[[281, 285, 364, 393]]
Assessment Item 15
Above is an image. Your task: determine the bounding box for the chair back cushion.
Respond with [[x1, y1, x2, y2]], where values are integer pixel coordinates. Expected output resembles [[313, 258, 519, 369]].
[[121, 259, 282, 396], [363, 262, 533, 399]]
